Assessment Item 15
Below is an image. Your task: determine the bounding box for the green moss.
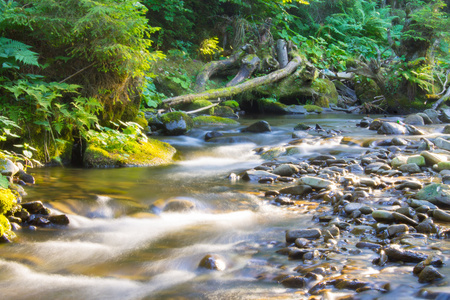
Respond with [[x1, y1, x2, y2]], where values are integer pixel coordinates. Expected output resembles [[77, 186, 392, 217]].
[[311, 78, 338, 107], [355, 78, 381, 104], [259, 99, 288, 114], [134, 111, 149, 129], [84, 138, 176, 168], [304, 105, 323, 113], [193, 116, 239, 126], [221, 100, 240, 111], [160, 111, 194, 134], [0, 214, 11, 237], [213, 106, 236, 118], [186, 100, 214, 115], [0, 188, 16, 215]]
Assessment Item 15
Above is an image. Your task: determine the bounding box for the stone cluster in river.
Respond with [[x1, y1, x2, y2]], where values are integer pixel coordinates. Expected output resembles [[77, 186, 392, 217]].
[[231, 109, 450, 298], [0, 157, 70, 242]]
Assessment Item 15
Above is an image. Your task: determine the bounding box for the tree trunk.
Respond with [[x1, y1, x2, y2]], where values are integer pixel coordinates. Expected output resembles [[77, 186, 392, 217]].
[[276, 39, 288, 69], [194, 48, 247, 92], [226, 54, 260, 87], [163, 53, 302, 107]]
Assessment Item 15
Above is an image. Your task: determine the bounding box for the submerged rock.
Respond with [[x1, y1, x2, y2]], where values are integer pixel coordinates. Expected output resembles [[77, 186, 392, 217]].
[[418, 266, 444, 283], [242, 120, 271, 133], [198, 254, 226, 271], [384, 245, 428, 263], [163, 198, 195, 212]]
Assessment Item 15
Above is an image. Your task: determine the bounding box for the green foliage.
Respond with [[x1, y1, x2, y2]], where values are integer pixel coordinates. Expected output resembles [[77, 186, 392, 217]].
[[141, 77, 166, 108], [0, 188, 16, 215], [199, 37, 224, 61], [0, 37, 39, 71]]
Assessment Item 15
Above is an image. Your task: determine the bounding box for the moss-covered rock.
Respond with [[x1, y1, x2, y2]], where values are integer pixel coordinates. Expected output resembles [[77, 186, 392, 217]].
[[221, 100, 240, 111], [304, 105, 323, 113], [259, 99, 289, 114], [214, 106, 237, 118], [83, 138, 176, 168], [134, 111, 149, 130], [311, 78, 338, 107], [355, 78, 382, 104], [193, 116, 239, 126], [160, 112, 194, 135], [186, 100, 214, 115]]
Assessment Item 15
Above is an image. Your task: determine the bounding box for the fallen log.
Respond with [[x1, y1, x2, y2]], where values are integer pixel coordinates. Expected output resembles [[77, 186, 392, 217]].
[[163, 52, 302, 107], [431, 86, 450, 109]]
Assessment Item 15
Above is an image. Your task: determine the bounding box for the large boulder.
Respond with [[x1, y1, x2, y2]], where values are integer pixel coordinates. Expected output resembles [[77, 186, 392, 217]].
[[377, 122, 408, 135], [404, 114, 425, 126], [424, 109, 442, 124], [434, 137, 450, 151], [160, 112, 193, 135], [242, 120, 271, 133], [0, 158, 19, 177]]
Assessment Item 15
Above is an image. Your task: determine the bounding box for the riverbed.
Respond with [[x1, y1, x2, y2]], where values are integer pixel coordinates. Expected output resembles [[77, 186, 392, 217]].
[[0, 114, 448, 299]]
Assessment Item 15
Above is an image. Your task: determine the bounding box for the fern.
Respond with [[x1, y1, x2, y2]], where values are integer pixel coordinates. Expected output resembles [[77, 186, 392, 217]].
[[0, 37, 39, 67]]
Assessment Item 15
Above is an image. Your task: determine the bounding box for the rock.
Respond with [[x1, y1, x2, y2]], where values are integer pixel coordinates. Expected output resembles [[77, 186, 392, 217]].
[[294, 238, 310, 248], [417, 113, 433, 124], [286, 228, 322, 242], [395, 180, 423, 190], [391, 156, 408, 168], [414, 183, 450, 207], [406, 125, 426, 135], [294, 123, 311, 130], [48, 215, 70, 226], [242, 120, 271, 133], [0, 158, 19, 177], [404, 114, 424, 125], [436, 161, 450, 171], [444, 125, 450, 134], [384, 245, 428, 263], [387, 224, 409, 237], [205, 131, 223, 141], [346, 163, 364, 174], [398, 163, 422, 173], [161, 112, 193, 136], [163, 198, 195, 212], [274, 196, 294, 205], [284, 105, 308, 114], [208, 136, 253, 144], [409, 199, 438, 209], [260, 147, 286, 160], [418, 266, 444, 283], [279, 185, 312, 196], [440, 108, 450, 123], [297, 176, 335, 189], [242, 170, 279, 181], [272, 164, 299, 176], [288, 248, 309, 259], [355, 242, 381, 250], [433, 209, 450, 222], [21, 201, 45, 214], [407, 155, 426, 167], [280, 276, 307, 288], [344, 203, 364, 215], [421, 151, 447, 166], [359, 117, 372, 128], [198, 254, 226, 271], [434, 137, 450, 151], [365, 162, 391, 174], [372, 210, 395, 223], [392, 212, 418, 226], [416, 219, 437, 234], [392, 137, 409, 146], [377, 122, 407, 135], [424, 109, 442, 124]]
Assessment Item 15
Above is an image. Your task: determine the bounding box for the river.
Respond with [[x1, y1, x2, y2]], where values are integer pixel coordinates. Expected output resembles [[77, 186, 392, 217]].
[[0, 114, 448, 299]]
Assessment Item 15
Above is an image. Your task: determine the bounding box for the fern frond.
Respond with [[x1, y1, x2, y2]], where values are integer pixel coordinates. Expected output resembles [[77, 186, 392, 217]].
[[0, 37, 39, 67]]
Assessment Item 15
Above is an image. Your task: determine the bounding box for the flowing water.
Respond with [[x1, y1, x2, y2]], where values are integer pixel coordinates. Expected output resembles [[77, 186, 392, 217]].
[[0, 114, 448, 299]]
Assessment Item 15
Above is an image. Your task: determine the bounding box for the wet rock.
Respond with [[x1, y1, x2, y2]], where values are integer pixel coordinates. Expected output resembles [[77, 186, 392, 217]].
[[280, 276, 307, 288], [272, 164, 299, 176], [294, 238, 310, 248], [395, 180, 423, 190], [297, 176, 335, 189], [414, 183, 450, 207], [365, 162, 391, 174], [407, 155, 426, 167], [288, 248, 309, 259], [344, 203, 364, 215], [418, 266, 444, 283], [444, 125, 450, 134], [387, 224, 409, 237], [163, 199, 195, 212], [260, 147, 286, 160], [409, 199, 438, 209], [377, 122, 407, 135], [435, 161, 450, 171], [433, 209, 450, 222], [303, 250, 319, 260], [286, 228, 322, 242], [359, 117, 372, 128], [404, 114, 424, 126], [242, 170, 279, 181], [294, 123, 311, 130], [334, 279, 371, 291], [384, 245, 428, 263], [48, 215, 70, 226], [356, 242, 381, 250], [30, 216, 50, 226], [424, 109, 442, 124], [440, 108, 450, 123], [204, 131, 223, 141], [434, 137, 450, 151], [198, 254, 226, 271], [161, 112, 193, 135], [392, 212, 418, 226], [406, 125, 426, 135], [21, 201, 45, 214], [274, 196, 294, 205], [416, 218, 437, 234], [242, 120, 271, 133], [346, 163, 364, 174], [372, 210, 395, 223], [417, 113, 433, 124], [398, 163, 421, 173], [391, 156, 408, 168], [422, 151, 447, 167], [279, 185, 312, 196]]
